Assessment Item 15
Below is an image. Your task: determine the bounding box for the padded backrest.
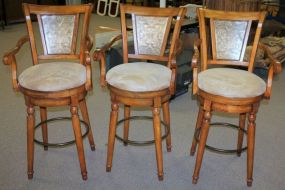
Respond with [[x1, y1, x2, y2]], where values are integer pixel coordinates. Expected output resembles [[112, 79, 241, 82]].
[[119, 4, 186, 68], [38, 14, 78, 55], [22, 3, 93, 65], [132, 15, 169, 56], [197, 8, 266, 72]]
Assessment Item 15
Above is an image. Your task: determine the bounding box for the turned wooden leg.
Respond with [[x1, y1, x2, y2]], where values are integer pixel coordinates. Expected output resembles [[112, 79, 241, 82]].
[[70, 100, 87, 180], [237, 113, 246, 157], [123, 105, 130, 146], [27, 105, 35, 179], [162, 101, 171, 152], [192, 100, 211, 184], [106, 102, 119, 172], [40, 107, 48, 151], [247, 108, 257, 187], [153, 97, 164, 180], [79, 99, 96, 151], [190, 106, 204, 156]]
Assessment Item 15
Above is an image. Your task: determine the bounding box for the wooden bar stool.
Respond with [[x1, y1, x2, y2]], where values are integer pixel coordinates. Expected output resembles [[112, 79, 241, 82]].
[[3, 3, 95, 180], [190, 8, 281, 186], [94, 4, 186, 180]]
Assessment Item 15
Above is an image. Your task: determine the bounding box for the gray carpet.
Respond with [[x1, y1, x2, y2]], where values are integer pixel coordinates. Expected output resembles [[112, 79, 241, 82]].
[[0, 14, 284, 190]]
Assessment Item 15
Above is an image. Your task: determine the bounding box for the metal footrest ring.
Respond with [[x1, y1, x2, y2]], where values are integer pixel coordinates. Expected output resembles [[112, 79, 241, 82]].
[[115, 116, 169, 146], [34, 117, 89, 148], [195, 122, 247, 154]]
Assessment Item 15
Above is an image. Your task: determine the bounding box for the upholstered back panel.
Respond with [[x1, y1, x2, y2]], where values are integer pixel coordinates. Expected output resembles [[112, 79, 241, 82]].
[[214, 20, 250, 61], [132, 15, 169, 56], [40, 15, 77, 54], [197, 8, 266, 71]]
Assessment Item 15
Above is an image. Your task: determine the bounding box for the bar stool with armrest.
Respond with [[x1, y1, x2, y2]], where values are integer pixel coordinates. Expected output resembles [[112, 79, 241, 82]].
[[190, 8, 281, 186], [94, 4, 186, 180], [2, 3, 96, 180]]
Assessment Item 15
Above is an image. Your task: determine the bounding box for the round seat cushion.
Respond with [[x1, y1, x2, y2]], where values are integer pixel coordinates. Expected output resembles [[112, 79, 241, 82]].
[[198, 68, 266, 98], [106, 62, 171, 92], [18, 62, 86, 92]]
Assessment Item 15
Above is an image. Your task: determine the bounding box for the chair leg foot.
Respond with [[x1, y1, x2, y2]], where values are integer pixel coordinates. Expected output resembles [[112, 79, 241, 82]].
[[44, 146, 48, 151], [158, 173, 164, 181], [27, 171, 34, 179], [190, 150, 195, 156], [247, 179, 253, 187], [192, 176, 199, 184], [167, 145, 171, 152], [237, 151, 241, 157], [106, 165, 112, 172], [123, 142, 128, 146], [90, 144, 96, 151], [82, 172, 88, 180]]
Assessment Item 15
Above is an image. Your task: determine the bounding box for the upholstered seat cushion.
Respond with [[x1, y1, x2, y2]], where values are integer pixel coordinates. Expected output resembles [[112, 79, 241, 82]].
[[106, 62, 171, 92], [18, 62, 86, 91], [198, 68, 266, 98]]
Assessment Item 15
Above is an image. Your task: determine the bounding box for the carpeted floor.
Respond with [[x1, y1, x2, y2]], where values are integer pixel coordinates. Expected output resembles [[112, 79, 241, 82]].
[[0, 14, 284, 190]]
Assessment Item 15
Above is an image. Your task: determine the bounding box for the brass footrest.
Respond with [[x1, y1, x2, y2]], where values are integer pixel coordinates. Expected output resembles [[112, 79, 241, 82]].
[[195, 122, 247, 154], [115, 116, 169, 146], [34, 117, 89, 148]]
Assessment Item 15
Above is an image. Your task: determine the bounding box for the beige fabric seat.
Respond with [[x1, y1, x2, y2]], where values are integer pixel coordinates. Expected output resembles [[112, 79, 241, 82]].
[[198, 68, 266, 98], [106, 62, 172, 92], [18, 62, 86, 91]]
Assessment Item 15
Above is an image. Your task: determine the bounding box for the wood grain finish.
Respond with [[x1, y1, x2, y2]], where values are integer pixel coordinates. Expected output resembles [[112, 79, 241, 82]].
[[190, 8, 279, 186], [93, 4, 186, 180], [2, 3, 95, 180]]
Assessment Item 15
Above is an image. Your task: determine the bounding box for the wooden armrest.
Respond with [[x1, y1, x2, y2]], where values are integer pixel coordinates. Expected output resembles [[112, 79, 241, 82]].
[[93, 34, 122, 87], [192, 38, 201, 95], [3, 35, 29, 65], [258, 43, 282, 74], [84, 51, 92, 91], [2, 35, 30, 91], [169, 60, 177, 95], [86, 34, 94, 52], [258, 43, 282, 99]]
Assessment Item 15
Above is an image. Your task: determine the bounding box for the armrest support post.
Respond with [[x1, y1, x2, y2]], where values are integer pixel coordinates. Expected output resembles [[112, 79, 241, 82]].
[[2, 35, 30, 91]]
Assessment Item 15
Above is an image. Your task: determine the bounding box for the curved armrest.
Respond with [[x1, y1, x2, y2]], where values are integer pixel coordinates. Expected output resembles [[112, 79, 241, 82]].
[[2, 35, 30, 91], [192, 39, 201, 95], [84, 51, 92, 91], [169, 60, 177, 95], [86, 34, 94, 52], [258, 43, 282, 99], [93, 34, 122, 87]]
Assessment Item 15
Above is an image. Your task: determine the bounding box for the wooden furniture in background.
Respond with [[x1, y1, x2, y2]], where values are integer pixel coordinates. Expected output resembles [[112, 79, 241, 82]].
[[205, 0, 260, 11], [190, 8, 280, 186], [93, 4, 186, 180], [3, 3, 95, 180], [0, 0, 66, 25]]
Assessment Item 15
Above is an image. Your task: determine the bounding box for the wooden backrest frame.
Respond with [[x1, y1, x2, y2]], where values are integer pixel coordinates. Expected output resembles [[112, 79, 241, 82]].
[[22, 3, 93, 65], [197, 8, 266, 72], [119, 4, 186, 68]]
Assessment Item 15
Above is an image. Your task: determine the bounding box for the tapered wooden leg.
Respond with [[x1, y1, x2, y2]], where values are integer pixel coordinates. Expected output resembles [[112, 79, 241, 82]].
[[192, 100, 211, 184], [162, 101, 171, 152], [123, 105, 130, 146], [247, 109, 257, 187], [237, 113, 246, 156], [79, 99, 96, 151], [40, 107, 48, 151], [70, 101, 87, 180], [153, 97, 163, 180], [27, 105, 35, 179], [190, 106, 204, 156], [106, 102, 119, 172]]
